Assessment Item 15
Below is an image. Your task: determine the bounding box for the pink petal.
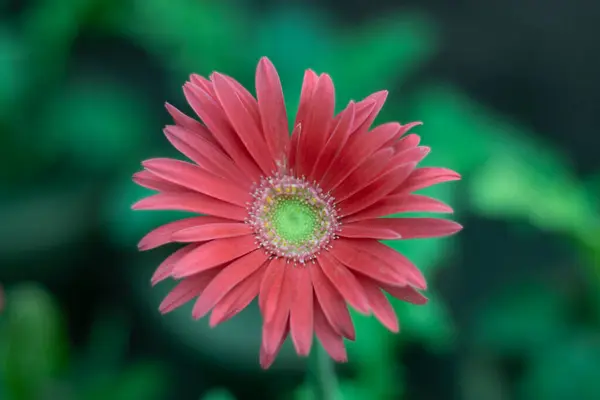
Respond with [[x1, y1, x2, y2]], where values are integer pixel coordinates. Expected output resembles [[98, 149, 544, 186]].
[[172, 235, 257, 278], [256, 57, 290, 161], [314, 303, 347, 362], [309, 101, 356, 182], [219, 74, 261, 128], [158, 269, 219, 314], [333, 147, 394, 202], [164, 125, 250, 187], [322, 122, 401, 191], [350, 91, 387, 134], [209, 263, 265, 327], [260, 324, 289, 369], [359, 277, 399, 332], [192, 73, 262, 135], [184, 82, 262, 181], [317, 252, 370, 315], [389, 146, 430, 166], [338, 162, 416, 217], [189, 74, 217, 98], [287, 123, 302, 173], [191, 250, 267, 319], [348, 239, 426, 290], [163, 126, 215, 171], [310, 262, 355, 340], [328, 239, 408, 286], [345, 98, 376, 133], [290, 69, 319, 168], [345, 218, 463, 239], [164, 102, 218, 146], [259, 257, 286, 323], [294, 69, 319, 128], [343, 194, 453, 223], [138, 216, 231, 250], [142, 158, 251, 207], [393, 133, 421, 153], [380, 283, 428, 305], [296, 74, 335, 176], [133, 170, 184, 193], [381, 121, 422, 148], [131, 192, 247, 221], [261, 264, 293, 355], [289, 266, 314, 356], [211, 73, 276, 175], [172, 222, 253, 242], [338, 225, 401, 240], [151, 244, 200, 286], [393, 167, 461, 194]]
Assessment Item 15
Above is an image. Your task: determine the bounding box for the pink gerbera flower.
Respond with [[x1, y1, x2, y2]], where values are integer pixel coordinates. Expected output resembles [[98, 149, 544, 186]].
[[133, 57, 461, 369]]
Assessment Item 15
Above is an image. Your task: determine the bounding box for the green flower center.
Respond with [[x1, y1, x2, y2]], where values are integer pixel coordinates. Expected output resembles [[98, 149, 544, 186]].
[[247, 174, 340, 264], [271, 197, 318, 244]]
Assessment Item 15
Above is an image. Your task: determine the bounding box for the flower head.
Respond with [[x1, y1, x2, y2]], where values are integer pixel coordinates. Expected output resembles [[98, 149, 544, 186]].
[[133, 57, 461, 368]]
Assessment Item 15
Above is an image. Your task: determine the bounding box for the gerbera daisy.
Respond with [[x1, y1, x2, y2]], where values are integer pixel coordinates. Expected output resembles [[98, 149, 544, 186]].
[[132, 57, 461, 369]]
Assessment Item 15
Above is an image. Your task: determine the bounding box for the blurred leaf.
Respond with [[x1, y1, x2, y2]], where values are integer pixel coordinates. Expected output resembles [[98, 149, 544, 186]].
[[120, 0, 245, 75], [256, 7, 335, 75], [38, 78, 154, 172], [294, 380, 345, 400], [395, 290, 456, 352], [332, 13, 437, 103], [201, 388, 237, 400], [0, 283, 69, 399], [81, 362, 168, 400], [84, 311, 131, 371], [20, 0, 96, 100], [459, 355, 510, 400], [410, 85, 500, 172], [470, 150, 599, 240], [347, 312, 403, 399], [472, 283, 569, 356], [520, 332, 600, 400], [0, 27, 25, 120], [0, 186, 92, 264]]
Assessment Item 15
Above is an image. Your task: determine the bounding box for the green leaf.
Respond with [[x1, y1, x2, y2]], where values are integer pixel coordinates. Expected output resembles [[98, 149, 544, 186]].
[[331, 13, 437, 103], [470, 150, 599, 241], [80, 362, 168, 400], [472, 283, 569, 356], [38, 79, 154, 172], [395, 290, 455, 352], [201, 388, 237, 400], [120, 0, 244, 74], [0, 283, 69, 399], [519, 331, 600, 399], [0, 27, 25, 120], [410, 85, 499, 172]]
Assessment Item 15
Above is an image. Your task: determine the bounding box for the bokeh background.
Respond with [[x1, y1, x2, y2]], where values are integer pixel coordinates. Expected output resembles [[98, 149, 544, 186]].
[[1, 0, 600, 399]]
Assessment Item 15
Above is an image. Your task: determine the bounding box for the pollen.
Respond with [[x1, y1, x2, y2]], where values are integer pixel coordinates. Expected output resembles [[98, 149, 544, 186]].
[[246, 173, 340, 264]]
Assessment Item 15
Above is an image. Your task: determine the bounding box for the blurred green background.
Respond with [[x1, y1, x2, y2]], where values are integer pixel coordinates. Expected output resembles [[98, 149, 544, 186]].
[[1, 0, 600, 399]]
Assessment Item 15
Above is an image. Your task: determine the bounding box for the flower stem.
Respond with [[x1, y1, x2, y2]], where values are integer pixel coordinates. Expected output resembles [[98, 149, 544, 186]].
[[309, 344, 338, 400]]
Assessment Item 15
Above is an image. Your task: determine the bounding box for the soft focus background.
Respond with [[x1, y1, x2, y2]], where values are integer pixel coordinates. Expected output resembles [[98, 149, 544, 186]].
[[1, 0, 600, 399]]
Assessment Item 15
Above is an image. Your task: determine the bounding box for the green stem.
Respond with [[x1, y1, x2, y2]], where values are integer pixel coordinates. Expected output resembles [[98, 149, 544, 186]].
[[309, 344, 338, 400]]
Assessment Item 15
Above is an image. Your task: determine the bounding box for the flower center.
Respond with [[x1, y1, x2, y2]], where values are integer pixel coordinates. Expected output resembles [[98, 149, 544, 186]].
[[271, 197, 317, 243], [247, 173, 340, 264]]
